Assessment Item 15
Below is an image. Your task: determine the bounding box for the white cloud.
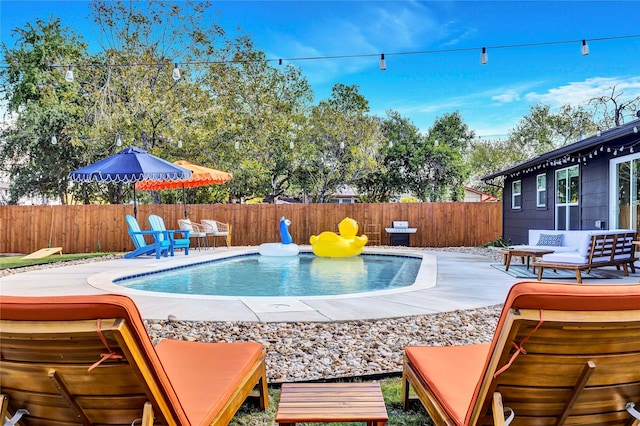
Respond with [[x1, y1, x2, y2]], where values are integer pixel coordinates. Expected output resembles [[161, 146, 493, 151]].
[[492, 90, 521, 104], [524, 76, 640, 108]]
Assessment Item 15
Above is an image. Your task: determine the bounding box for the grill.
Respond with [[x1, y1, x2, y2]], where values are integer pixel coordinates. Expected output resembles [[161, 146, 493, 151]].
[[385, 221, 417, 246]]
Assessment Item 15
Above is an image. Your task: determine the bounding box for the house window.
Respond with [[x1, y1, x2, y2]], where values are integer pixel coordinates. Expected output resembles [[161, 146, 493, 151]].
[[555, 165, 579, 230], [536, 174, 546, 207], [512, 180, 522, 210]]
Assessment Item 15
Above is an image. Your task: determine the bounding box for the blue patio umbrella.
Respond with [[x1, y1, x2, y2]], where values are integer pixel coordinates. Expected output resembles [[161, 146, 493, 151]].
[[69, 146, 192, 217]]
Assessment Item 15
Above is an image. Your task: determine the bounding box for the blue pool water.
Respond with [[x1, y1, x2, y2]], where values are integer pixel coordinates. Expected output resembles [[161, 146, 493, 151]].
[[116, 253, 421, 296]]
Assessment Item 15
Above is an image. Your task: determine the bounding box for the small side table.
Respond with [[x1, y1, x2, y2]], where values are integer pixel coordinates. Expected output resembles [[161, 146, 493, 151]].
[[498, 248, 554, 271], [275, 382, 388, 426]]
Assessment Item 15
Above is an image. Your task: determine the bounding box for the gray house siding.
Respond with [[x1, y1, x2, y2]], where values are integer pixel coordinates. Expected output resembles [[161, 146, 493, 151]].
[[580, 155, 610, 230], [486, 119, 640, 244], [503, 171, 554, 245]]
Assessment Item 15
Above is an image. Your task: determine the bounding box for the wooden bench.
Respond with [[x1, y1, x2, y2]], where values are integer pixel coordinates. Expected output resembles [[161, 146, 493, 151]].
[[533, 231, 637, 283]]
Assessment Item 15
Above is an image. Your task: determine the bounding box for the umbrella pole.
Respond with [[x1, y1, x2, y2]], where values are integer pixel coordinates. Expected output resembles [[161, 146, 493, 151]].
[[182, 183, 188, 218], [133, 184, 138, 218]]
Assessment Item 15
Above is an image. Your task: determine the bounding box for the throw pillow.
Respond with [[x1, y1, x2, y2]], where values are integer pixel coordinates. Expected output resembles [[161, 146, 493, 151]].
[[536, 233, 563, 246]]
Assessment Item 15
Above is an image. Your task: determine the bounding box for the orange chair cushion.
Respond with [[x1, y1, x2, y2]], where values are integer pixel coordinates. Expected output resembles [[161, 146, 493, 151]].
[[155, 339, 263, 425], [405, 344, 490, 424]]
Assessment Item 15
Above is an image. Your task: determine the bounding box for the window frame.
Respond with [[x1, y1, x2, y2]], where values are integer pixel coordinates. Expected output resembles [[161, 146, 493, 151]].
[[536, 173, 546, 208], [512, 180, 522, 210]]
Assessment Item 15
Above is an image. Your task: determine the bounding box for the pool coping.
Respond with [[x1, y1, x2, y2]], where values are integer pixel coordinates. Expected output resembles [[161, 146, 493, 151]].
[[9, 247, 637, 322], [88, 246, 437, 301]]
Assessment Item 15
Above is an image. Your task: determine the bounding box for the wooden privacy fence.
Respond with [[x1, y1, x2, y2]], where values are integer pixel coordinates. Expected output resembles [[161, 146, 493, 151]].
[[0, 202, 502, 254]]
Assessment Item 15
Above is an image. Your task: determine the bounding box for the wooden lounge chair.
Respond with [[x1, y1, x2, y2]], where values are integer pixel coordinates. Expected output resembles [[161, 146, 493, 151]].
[[149, 214, 190, 255], [125, 214, 170, 259], [0, 294, 268, 425], [402, 281, 640, 425]]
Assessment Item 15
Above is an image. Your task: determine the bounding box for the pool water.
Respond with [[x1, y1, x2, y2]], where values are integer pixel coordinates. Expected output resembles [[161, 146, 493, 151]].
[[117, 253, 421, 296]]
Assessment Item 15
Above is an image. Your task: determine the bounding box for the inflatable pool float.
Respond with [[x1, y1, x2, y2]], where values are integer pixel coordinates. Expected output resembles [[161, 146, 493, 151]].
[[259, 216, 300, 256], [309, 217, 368, 258]]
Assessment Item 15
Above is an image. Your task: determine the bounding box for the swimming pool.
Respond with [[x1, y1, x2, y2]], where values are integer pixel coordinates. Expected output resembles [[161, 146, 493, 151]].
[[116, 253, 421, 297]]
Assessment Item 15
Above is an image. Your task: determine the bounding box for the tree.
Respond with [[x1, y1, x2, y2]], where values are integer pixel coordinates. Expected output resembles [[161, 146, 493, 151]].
[[465, 103, 596, 198], [588, 84, 640, 128], [356, 110, 421, 202], [416, 112, 474, 201], [0, 17, 90, 203], [201, 39, 313, 203], [297, 84, 382, 203]]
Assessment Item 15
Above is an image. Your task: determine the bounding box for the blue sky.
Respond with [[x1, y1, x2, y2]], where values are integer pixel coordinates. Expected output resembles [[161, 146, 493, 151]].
[[2, 1, 640, 138]]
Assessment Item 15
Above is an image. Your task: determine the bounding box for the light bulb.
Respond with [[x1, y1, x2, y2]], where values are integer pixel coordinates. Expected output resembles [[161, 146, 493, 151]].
[[65, 66, 74, 82], [51, 135, 57, 145], [234, 141, 240, 150], [480, 47, 488, 65], [177, 139, 183, 148], [379, 54, 386, 71], [289, 141, 294, 149], [340, 141, 345, 149], [581, 40, 589, 56], [172, 63, 181, 81], [115, 134, 122, 146]]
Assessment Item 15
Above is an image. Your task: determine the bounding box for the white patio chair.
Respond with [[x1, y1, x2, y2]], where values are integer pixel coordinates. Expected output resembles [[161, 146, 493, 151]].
[[201, 219, 232, 248]]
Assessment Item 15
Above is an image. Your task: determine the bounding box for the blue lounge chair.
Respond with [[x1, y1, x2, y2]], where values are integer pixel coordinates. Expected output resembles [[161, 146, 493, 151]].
[[148, 214, 190, 256], [124, 214, 170, 259]]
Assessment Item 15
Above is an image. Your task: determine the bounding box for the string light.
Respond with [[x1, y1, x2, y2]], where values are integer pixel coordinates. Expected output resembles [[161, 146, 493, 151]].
[[172, 63, 180, 81], [289, 141, 294, 149], [340, 141, 345, 149], [234, 140, 240, 150], [581, 39, 589, 56], [115, 134, 122, 146], [51, 135, 57, 145], [480, 47, 488, 65], [177, 139, 183, 148], [22, 33, 639, 82], [64, 66, 74, 82]]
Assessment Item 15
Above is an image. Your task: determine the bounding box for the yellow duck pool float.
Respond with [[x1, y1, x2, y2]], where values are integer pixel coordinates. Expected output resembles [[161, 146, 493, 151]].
[[309, 217, 368, 257]]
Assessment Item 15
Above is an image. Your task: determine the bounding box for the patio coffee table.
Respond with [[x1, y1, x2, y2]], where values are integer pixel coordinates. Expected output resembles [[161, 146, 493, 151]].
[[275, 382, 388, 425], [498, 248, 555, 271]]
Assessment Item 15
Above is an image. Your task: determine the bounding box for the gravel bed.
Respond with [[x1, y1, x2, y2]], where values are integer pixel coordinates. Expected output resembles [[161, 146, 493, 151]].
[[2, 247, 507, 383]]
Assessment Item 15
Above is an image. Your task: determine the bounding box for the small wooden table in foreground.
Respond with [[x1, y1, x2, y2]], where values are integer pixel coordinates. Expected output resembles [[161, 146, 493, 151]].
[[497, 247, 555, 271], [275, 382, 388, 426]]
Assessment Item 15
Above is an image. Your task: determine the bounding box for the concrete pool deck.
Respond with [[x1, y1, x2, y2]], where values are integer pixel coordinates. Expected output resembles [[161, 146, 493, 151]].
[[1, 246, 639, 322]]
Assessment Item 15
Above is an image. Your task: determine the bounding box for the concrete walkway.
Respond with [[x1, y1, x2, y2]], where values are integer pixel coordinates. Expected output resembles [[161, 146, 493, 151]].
[[1, 247, 638, 322]]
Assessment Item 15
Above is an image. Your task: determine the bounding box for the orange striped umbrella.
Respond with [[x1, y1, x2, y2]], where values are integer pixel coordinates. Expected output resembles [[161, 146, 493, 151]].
[[136, 160, 232, 190], [136, 160, 232, 217]]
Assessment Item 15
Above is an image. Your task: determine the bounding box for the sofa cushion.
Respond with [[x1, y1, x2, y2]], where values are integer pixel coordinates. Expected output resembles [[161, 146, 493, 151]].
[[541, 252, 585, 264], [536, 233, 563, 246]]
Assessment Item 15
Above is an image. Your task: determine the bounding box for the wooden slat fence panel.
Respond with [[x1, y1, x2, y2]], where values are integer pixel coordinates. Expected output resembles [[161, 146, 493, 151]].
[[0, 202, 502, 254]]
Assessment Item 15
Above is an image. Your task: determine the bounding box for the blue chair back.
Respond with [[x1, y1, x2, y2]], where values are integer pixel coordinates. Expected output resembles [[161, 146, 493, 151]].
[[148, 215, 168, 242], [126, 215, 147, 248]]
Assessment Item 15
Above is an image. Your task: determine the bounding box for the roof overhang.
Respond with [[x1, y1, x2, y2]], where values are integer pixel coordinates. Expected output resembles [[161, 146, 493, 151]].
[[482, 119, 640, 182]]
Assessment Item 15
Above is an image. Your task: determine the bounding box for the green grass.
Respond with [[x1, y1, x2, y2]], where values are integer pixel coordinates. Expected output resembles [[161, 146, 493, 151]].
[[230, 376, 433, 425], [0, 253, 115, 270]]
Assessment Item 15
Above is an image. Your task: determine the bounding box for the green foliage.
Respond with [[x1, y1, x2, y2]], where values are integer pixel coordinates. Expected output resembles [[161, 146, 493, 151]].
[[298, 84, 382, 203], [466, 103, 598, 197]]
